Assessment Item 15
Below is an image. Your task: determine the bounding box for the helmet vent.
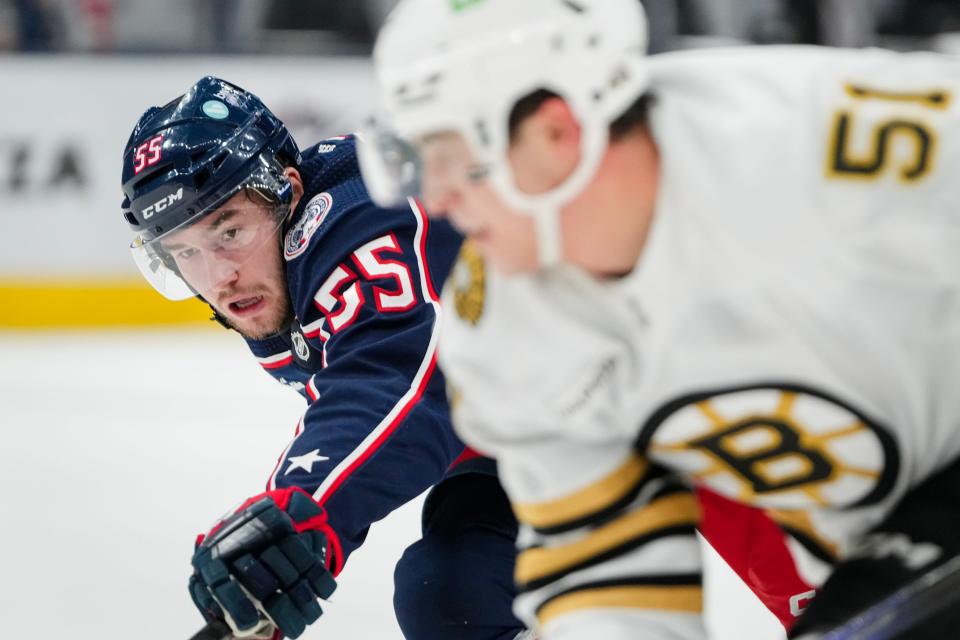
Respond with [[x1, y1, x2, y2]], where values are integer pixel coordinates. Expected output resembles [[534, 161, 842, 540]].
[[255, 116, 275, 136], [208, 151, 229, 171], [560, 0, 585, 13], [194, 167, 212, 190], [189, 141, 218, 162], [189, 151, 210, 166]]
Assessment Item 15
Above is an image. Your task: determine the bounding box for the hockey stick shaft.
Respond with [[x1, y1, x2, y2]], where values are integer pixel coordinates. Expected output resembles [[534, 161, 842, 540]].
[[818, 554, 960, 640]]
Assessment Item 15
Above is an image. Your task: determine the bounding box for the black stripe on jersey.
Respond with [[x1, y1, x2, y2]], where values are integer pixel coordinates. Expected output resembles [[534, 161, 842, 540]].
[[515, 490, 700, 593], [533, 465, 688, 537], [532, 473, 647, 536], [534, 574, 703, 627], [516, 489, 699, 582], [513, 455, 651, 534], [646, 474, 693, 502], [517, 524, 697, 593], [541, 573, 703, 595]]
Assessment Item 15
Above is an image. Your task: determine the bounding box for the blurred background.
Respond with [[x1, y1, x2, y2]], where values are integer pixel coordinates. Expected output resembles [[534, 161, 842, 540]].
[[3, 0, 960, 54], [0, 1, 958, 639], [1, 0, 393, 54], [1, 0, 959, 327]]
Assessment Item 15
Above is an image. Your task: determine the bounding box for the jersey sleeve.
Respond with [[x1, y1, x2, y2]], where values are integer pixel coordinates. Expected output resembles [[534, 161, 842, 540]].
[[268, 196, 465, 575]]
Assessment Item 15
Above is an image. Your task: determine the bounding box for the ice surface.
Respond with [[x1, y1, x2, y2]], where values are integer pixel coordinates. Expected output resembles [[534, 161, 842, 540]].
[[0, 329, 785, 639]]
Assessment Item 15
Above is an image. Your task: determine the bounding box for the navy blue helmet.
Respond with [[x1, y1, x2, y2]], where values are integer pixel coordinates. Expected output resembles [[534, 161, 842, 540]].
[[122, 76, 301, 299]]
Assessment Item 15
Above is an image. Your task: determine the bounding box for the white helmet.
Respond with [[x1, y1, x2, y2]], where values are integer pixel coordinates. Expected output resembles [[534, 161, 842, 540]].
[[360, 0, 650, 266]]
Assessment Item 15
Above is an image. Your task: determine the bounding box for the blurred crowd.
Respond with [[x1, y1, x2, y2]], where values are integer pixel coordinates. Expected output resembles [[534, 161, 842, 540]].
[[0, 0, 958, 54], [0, 0, 396, 53]]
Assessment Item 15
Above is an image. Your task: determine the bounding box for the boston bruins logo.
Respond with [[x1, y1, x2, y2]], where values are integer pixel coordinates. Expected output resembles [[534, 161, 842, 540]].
[[451, 241, 485, 326], [640, 383, 899, 511]]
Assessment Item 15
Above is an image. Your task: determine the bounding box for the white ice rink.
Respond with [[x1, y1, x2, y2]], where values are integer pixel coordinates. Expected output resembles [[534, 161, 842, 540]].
[[0, 329, 785, 639]]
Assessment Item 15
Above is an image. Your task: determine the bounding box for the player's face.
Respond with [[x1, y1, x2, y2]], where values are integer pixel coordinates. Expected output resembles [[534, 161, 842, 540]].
[[161, 190, 292, 339], [418, 132, 539, 274], [436, 98, 656, 277]]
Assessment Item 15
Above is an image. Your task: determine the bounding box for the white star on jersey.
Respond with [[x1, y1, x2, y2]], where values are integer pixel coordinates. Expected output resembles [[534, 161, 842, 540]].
[[284, 449, 330, 476]]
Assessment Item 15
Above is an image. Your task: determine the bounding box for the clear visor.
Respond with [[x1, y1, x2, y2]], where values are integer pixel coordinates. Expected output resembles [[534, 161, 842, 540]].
[[356, 119, 424, 208], [357, 119, 495, 211], [130, 189, 287, 301]]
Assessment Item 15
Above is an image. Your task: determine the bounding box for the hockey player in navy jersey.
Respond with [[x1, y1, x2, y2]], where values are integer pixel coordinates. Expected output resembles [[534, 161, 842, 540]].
[[121, 76, 526, 640]]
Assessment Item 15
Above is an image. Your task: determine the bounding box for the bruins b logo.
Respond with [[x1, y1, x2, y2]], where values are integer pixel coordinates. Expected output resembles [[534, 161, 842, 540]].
[[641, 384, 899, 511], [451, 241, 485, 326]]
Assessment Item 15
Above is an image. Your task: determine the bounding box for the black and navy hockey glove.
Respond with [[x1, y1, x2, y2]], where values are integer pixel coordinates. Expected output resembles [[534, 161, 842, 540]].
[[189, 488, 338, 639]]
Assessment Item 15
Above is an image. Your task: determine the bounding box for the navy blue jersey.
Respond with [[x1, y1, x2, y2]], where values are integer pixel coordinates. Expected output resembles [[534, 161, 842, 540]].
[[243, 136, 467, 575]]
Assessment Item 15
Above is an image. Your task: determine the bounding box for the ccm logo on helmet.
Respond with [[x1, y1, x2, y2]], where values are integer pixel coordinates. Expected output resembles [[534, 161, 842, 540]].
[[142, 187, 184, 219]]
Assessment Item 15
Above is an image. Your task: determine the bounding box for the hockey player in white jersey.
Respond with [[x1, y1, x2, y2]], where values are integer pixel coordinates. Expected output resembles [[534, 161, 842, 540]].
[[358, 0, 960, 638]]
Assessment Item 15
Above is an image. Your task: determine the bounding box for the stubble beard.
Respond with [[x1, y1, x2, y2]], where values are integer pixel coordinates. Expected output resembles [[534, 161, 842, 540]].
[[227, 295, 294, 341], [220, 265, 294, 341]]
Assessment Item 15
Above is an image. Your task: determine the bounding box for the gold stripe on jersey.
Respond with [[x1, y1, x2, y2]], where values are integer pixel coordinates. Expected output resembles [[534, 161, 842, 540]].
[[512, 454, 648, 531], [515, 492, 699, 589], [538, 584, 703, 627], [844, 84, 952, 109]]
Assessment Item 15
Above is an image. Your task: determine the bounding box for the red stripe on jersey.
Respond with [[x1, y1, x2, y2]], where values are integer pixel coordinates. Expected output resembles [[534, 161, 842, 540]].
[[303, 198, 441, 576], [312, 200, 441, 507], [306, 377, 320, 403], [266, 417, 305, 491], [316, 353, 438, 507], [260, 355, 294, 370]]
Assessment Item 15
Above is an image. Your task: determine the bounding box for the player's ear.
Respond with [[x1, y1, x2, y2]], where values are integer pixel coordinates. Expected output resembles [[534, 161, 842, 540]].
[[509, 97, 582, 194], [283, 166, 305, 212], [536, 97, 582, 150]]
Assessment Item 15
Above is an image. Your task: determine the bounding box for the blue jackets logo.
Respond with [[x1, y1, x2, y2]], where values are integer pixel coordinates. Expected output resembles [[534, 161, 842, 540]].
[[285, 192, 333, 260]]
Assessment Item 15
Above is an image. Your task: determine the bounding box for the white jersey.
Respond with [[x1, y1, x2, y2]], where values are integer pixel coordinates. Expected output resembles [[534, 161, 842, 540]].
[[440, 46, 960, 637]]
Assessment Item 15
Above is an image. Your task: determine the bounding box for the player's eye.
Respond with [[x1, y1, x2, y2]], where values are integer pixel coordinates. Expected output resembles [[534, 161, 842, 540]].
[[176, 247, 199, 260], [220, 226, 242, 244], [466, 164, 490, 183]]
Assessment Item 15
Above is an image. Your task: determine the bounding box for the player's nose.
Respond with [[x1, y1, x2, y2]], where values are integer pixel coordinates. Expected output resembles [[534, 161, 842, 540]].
[[207, 254, 241, 291]]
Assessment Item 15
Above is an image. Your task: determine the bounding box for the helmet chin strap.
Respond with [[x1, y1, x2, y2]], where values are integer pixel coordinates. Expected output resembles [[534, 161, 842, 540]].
[[204, 298, 235, 330], [533, 205, 563, 268], [490, 117, 608, 271]]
